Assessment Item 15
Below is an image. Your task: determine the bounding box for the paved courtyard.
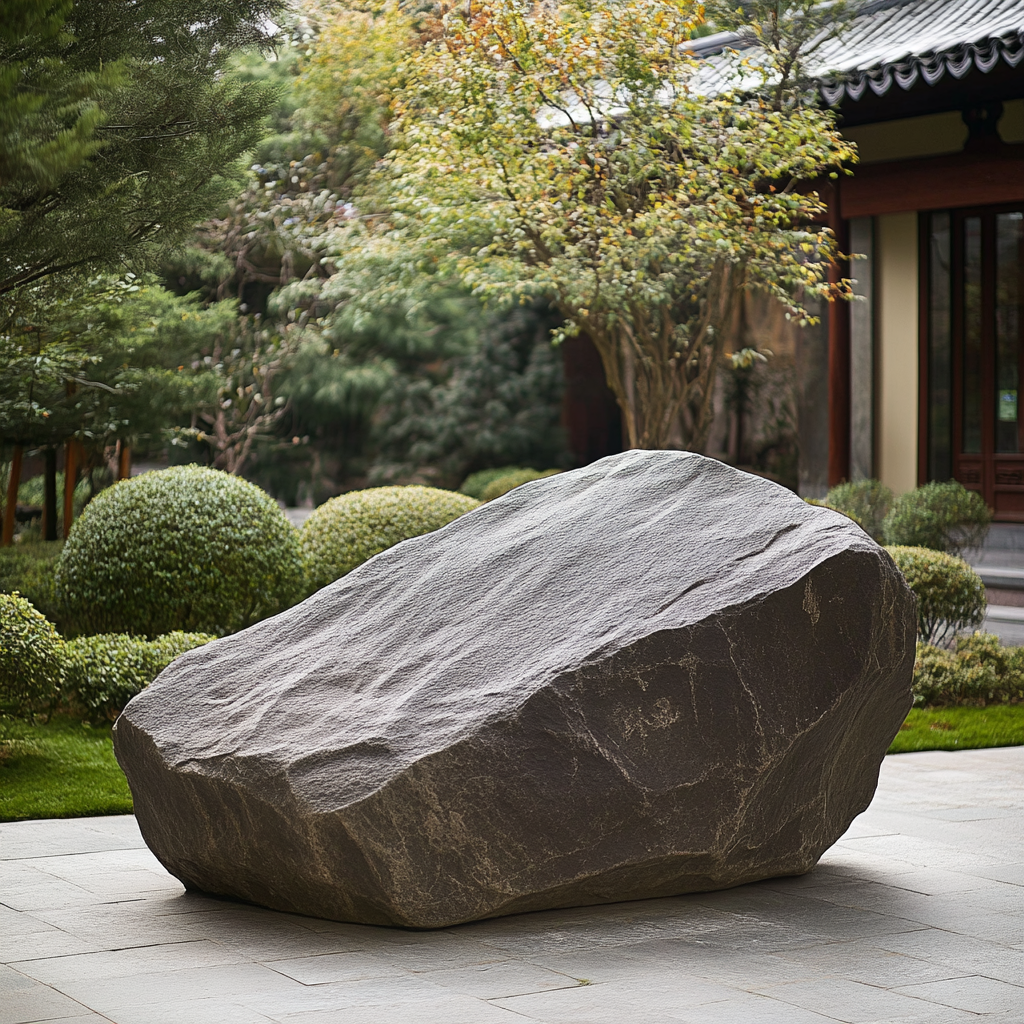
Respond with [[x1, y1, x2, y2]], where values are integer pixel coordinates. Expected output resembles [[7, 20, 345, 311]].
[[2, 747, 1023, 1024]]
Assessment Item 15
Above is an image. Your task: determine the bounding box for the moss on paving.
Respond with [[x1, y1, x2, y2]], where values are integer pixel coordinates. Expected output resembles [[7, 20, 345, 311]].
[[0, 716, 132, 821], [888, 705, 1024, 754]]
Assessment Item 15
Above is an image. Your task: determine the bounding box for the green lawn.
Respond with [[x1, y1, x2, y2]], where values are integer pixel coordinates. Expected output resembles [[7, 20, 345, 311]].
[[2, 706, 1023, 823], [887, 705, 1024, 754], [0, 716, 132, 822]]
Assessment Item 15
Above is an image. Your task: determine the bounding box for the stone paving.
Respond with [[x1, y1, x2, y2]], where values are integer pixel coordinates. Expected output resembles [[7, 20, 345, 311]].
[[2, 747, 1023, 1024]]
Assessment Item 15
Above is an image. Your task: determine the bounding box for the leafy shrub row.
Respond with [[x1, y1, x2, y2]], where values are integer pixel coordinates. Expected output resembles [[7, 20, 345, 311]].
[[914, 634, 1024, 708], [0, 593, 213, 721], [825, 479, 990, 554], [460, 466, 530, 500], [64, 631, 216, 721]]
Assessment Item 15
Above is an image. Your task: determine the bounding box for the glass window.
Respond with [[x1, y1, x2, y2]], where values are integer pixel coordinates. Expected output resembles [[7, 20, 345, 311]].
[[963, 216, 983, 453], [996, 212, 1024, 453], [928, 212, 952, 480]]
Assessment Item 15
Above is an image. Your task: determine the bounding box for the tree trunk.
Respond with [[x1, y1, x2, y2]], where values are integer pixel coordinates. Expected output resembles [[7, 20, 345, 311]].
[[2, 445, 23, 547], [118, 442, 132, 481]]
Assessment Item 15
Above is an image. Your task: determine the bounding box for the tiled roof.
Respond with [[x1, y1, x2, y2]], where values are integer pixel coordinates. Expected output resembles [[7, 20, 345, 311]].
[[692, 0, 1024, 104]]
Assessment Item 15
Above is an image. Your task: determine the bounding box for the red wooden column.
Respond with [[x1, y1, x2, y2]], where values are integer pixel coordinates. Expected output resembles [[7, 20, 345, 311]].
[[117, 442, 132, 481], [2, 445, 23, 547], [827, 183, 852, 487]]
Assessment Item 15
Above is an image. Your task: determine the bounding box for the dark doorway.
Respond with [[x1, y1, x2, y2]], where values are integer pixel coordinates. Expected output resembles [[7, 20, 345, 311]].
[[561, 334, 622, 465]]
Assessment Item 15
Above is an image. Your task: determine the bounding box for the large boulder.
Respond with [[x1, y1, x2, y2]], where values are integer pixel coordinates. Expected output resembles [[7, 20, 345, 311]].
[[114, 451, 915, 929]]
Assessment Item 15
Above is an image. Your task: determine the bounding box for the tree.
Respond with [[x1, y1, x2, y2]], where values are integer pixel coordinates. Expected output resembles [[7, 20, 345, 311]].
[[336, 0, 855, 450], [1, 0, 282, 310]]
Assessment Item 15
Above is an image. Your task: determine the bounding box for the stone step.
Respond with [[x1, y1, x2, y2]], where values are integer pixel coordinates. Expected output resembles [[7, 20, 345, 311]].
[[973, 566, 1024, 590]]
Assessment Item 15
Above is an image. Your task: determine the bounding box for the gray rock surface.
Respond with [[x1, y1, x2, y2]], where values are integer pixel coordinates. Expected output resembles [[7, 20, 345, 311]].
[[114, 451, 916, 929]]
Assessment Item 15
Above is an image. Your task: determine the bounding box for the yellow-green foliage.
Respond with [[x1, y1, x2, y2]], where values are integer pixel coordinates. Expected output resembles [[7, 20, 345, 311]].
[[886, 545, 986, 645], [913, 634, 1024, 708], [481, 469, 561, 502], [301, 486, 479, 592], [460, 466, 529, 500], [803, 497, 865, 531], [55, 466, 305, 638], [0, 593, 64, 719], [64, 631, 215, 722]]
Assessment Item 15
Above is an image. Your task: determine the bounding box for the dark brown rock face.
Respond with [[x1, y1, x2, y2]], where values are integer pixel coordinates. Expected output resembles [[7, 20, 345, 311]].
[[114, 451, 915, 929]]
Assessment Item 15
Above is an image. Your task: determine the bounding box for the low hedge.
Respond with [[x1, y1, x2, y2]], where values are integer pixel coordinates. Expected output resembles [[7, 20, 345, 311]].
[[0, 541, 63, 625], [301, 485, 479, 592], [64, 631, 215, 721], [55, 466, 306, 637], [460, 467, 529, 501], [0, 593, 64, 719], [914, 633, 1024, 708], [480, 468, 561, 502], [886, 545, 985, 645]]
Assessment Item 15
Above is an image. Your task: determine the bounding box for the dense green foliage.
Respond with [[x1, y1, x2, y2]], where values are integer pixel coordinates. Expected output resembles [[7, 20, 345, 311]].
[[301, 485, 479, 591], [480, 469, 562, 503], [0, 716, 132, 821], [1, 0, 281, 305], [825, 480, 893, 543], [460, 466, 529, 500], [883, 481, 991, 556], [888, 705, 1024, 754], [0, 593, 64, 718], [913, 634, 1024, 709], [64, 631, 215, 721], [0, 541, 63, 624], [56, 466, 305, 636], [887, 546, 986, 646]]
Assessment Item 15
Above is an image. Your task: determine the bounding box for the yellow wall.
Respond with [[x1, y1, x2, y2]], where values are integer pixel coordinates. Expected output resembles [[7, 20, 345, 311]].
[[843, 111, 966, 164], [876, 212, 919, 495]]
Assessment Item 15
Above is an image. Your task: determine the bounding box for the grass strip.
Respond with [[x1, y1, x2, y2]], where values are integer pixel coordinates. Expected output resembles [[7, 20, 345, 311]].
[[0, 716, 132, 822], [2, 706, 1023, 822], [888, 705, 1024, 754]]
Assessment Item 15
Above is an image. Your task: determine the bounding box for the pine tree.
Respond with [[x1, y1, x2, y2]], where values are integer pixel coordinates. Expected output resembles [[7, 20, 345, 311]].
[[0, 0, 283, 312]]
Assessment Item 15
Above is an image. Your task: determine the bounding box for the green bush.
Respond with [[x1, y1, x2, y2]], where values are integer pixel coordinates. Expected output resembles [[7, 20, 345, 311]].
[[804, 497, 866, 531], [301, 486, 479, 592], [55, 466, 306, 637], [64, 631, 215, 721], [883, 480, 991, 555], [480, 468, 561, 502], [460, 466, 529, 500], [886, 545, 986, 645], [913, 633, 1024, 708], [825, 480, 893, 542], [17, 473, 92, 520], [0, 593, 64, 719], [0, 541, 63, 624]]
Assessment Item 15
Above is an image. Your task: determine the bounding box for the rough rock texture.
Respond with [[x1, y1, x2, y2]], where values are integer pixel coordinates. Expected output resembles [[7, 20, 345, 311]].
[[114, 451, 916, 929]]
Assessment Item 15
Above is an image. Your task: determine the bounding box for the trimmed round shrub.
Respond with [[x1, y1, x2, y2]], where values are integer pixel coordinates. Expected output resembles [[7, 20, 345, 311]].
[[301, 486, 479, 591], [55, 466, 305, 637], [0, 593, 64, 718], [886, 545, 986, 646], [825, 479, 893, 542], [460, 466, 530, 500], [882, 481, 991, 555], [480, 468, 561, 502], [64, 631, 215, 721], [913, 634, 1024, 708]]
